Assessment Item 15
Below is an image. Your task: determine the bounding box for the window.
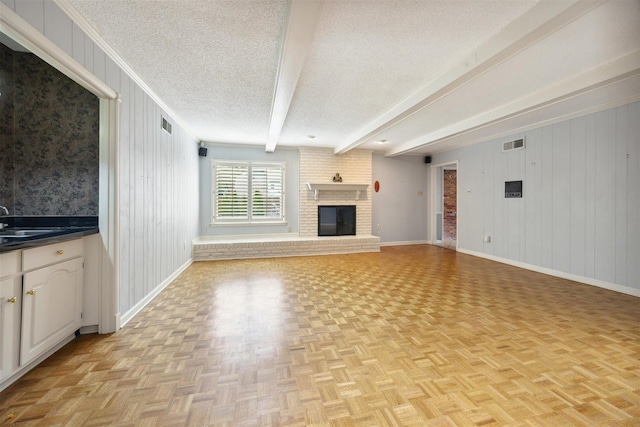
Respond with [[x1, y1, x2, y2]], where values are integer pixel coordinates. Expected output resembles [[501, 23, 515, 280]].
[[212, 161, 285, 224]]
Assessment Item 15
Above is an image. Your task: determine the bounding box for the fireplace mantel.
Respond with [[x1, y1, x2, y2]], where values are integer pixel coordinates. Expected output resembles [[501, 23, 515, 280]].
[[306, 182, 369, 201]]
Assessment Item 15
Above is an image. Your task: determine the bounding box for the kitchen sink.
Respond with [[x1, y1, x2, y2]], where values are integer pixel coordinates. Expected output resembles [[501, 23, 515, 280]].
[[0, 229, 56, 237]]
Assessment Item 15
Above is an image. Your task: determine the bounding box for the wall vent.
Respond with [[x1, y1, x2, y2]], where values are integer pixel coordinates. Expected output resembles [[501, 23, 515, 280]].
[[161, 116, 172, 134], [503, 137, 525, 152]]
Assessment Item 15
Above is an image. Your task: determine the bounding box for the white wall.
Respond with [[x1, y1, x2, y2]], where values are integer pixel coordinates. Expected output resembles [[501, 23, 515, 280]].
[[372, 154, 428, 244], [198, 145, 299, 236], [431, 101, 640, 296], [5, 0, 201, 317]]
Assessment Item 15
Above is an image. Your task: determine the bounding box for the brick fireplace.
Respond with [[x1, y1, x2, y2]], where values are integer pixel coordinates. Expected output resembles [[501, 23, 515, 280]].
[[298, 147, 372, 237]]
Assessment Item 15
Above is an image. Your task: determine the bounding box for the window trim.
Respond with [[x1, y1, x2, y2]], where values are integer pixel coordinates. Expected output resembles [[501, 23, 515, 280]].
[[211, 160, 286, 225]]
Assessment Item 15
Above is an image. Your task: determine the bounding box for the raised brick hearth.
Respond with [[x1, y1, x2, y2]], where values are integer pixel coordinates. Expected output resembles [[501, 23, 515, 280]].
[[192, 234, 380, 261]]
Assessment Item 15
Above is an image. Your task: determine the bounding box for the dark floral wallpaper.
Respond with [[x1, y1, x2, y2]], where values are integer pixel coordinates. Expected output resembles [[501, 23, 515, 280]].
[[0, 43, 15, 213], [0, 42, 99, 216]]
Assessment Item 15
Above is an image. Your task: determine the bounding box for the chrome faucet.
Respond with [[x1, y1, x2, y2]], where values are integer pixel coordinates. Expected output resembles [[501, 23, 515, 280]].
[[0, 206, 8, 231]]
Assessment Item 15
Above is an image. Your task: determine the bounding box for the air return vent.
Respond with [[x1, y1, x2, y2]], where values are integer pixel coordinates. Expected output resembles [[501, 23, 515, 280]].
[[503, 137, 525, 152], [161, 116, 172, 134]]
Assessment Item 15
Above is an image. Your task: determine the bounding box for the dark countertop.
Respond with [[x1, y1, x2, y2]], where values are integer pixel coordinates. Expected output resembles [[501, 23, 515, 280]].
[[0, 216, 99, 253]]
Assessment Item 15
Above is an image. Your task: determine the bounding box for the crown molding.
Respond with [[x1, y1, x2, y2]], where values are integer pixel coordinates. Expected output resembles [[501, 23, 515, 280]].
[[54, 0, 199, 142]]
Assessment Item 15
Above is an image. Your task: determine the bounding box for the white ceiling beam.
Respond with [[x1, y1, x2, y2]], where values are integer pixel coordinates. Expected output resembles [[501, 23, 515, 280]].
[[333, 0, 605, 155], [265, 0, 323, 153], [384, 51, 640, 157]]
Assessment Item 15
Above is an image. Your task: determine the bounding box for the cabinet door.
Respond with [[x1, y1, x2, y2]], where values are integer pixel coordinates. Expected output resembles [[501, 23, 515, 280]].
[[0, 276, 21, 382], [21, 258, 83, 366]]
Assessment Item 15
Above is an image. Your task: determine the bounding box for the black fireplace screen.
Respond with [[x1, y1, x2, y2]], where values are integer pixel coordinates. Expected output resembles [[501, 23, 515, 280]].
[[318, 205, 356, 236]]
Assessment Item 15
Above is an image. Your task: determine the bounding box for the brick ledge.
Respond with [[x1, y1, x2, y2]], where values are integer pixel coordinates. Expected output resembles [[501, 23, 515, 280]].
[[193, 234, 381, 261]]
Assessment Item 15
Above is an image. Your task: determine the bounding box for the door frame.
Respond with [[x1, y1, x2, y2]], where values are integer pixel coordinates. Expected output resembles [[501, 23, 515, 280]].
[[429, 160, 459, 250]]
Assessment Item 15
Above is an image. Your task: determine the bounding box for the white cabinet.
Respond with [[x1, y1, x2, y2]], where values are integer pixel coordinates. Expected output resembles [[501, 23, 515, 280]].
[[0, 251, 22, 383], [0, 238, 87, 392], [20, 240, 83, 366], [21, 257, 83, 366]]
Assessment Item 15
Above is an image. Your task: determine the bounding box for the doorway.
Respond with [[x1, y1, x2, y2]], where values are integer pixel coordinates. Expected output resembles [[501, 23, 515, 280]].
[[430, 161, 458, 250], [442, 168, 457, 249]]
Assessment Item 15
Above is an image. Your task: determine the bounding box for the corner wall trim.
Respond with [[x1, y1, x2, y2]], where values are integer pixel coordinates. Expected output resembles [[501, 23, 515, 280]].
[[119, 258, 193, 328], [457, 248, 640, 298]]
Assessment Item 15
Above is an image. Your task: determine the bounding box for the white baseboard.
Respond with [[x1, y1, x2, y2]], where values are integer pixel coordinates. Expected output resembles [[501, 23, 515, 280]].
[[119, 258, 193, 328], [380, 240, 429, 247], [457, 248, 640, 298]]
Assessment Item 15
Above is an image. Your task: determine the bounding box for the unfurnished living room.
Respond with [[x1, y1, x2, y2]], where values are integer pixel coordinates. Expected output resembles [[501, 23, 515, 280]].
[[0, 0, 639, 425]]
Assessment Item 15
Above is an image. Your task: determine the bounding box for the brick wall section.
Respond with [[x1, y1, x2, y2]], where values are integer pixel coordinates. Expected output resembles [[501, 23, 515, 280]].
[[299, 147, 373, 237], [444, 169, 457, 241]]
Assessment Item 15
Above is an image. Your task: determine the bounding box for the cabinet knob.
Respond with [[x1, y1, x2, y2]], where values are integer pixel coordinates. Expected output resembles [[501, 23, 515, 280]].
[[57, 250, 64, 255], [7, 297, 16, 303], [26, 290, 35, 296]]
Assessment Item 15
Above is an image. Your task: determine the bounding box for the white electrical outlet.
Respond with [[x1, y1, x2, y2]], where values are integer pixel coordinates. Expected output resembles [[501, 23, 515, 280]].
[[484, 235, 491, 243]]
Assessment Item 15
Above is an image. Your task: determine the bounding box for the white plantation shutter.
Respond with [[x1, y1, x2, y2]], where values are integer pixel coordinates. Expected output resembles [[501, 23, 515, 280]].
[[251, 166, 283, 219], [214, 164, 249, 219], [213, 161, 285, 223]]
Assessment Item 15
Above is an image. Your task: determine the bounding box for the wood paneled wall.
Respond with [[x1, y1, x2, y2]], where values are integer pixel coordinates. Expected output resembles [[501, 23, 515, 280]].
[[432, 101, 640, 295], [4, 0, 200, 318]]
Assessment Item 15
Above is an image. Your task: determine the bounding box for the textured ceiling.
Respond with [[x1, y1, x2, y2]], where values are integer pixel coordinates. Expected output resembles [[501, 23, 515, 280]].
[[64, 0, 640, 156], [68, 0, 288, 144]]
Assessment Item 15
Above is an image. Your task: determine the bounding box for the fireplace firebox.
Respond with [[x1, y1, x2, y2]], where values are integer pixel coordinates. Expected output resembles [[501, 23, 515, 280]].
[[318, 205, 356, 236]]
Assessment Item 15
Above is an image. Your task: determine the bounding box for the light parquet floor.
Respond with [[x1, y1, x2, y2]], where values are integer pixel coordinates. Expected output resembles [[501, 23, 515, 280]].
[[1, 245, 639, 426]]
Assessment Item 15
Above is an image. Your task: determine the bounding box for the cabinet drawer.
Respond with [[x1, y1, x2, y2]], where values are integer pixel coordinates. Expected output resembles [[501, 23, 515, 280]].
[[22, 239, 83, 271], [0, 251, 21, 278]]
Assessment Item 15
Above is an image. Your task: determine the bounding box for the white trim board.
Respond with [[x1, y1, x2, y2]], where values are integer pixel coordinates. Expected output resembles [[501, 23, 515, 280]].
[[457, 248, 640, 298], [0, 2, 116, 99], [379, 240, 429, 247], [98, 98, 119, 334], [119, 258, 193, 328]]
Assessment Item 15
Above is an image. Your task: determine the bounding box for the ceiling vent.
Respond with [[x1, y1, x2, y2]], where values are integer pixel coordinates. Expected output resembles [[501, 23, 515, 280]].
[[503, 137, 525, 152], [161, 116, 172, 135]]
